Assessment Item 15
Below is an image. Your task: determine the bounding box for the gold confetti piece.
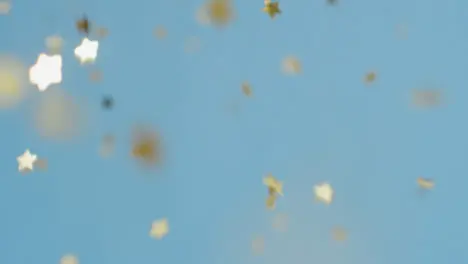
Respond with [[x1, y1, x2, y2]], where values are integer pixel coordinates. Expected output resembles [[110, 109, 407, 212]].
[[29, 54, 62, 91], [332, 226, 348, 242], [263, 174, 283, 196], [153, 26, 167, 39], [272, 213, 288, 232], [266, 193, 277, 210], [364, 71, 377, 84], [184, 36, 201, 53], [251, 235, 265, 255], [131, 126, 162, 167], [150, 218, 169, 239], [99, 134, 115, 157], [282, 56, 301, 75], [0, 56, 27, 109], [60, 255, 79, 264], [34, 158, 48, 170], [45, 35, 64, 54], [412, 89, 441, 108], [314, 182, 334, 205], [242, 82, 252, 97], [89, 69, 102, 82], [417, 177, 434, 190], [76, 16, 90, 35], [206, 0, 234, 27], [33, 89, 88, 141], [0, 1, 10, 15], [263, 0, 281, 19]]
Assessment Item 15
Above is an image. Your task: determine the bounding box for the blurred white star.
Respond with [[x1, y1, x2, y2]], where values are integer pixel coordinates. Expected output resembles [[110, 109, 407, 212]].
[[17, 149, 37, 172], [150, 218, 169, 239], [60, 254, 79, 264], [74, 38, 99, 64], [314, 182, 334, 205], [29, 53, 62, 91]]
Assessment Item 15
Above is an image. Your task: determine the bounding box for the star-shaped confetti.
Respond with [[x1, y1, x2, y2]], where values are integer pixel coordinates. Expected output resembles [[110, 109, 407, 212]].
[[74, 38, 99, 64], [150, 218, 169, 239], [29, 53, 62, 91], [60, 254, 79, 264], [17, 149, 37, 172], [417, 177, 434, 190], [314, 182, 334, 205], [263, 0, 281, 19]]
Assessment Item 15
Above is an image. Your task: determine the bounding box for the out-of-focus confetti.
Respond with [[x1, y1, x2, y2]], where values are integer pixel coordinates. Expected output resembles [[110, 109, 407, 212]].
[[251, 235, 265, 255], [196, 5, 211, 25], [89, 69, 102, 82], [95, 27, 109, 39], [0, 56, 27, 109], [34, 158, 48, 170], [332, 226, 348, 242], [263, 0, 281, 19], [76, 15, 90, 35], [364, 71, 376, 84], [45, 35, 64, 54], [17, 149, 37, 173], [150, 218, 169, 239], [29, 53, 62, 91], [74, 38, 99, 64], [272, 213, 288, 232], [417, 177, 434, 190], [33, 89, 87, 141], [242, 82, 252, 97], [153, 26, 167, 39], [132, 126, 162, 167], [327, 0, 337, 5], [0, 1, 11, 15], [205, 0, 234, 27], [282, 56, 302, 75], [263, 174, 283, 210], [99, 134, 115, 157], [412, 89, 441, 108], [102, 95, 113, 110], [60, 254, 79, 264], [184, 36, 201, 54], [314, 182, 334, 205]]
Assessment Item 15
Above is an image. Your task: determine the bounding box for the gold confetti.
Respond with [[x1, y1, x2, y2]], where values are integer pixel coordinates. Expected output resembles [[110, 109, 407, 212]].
[[263, 174, 283, 196], [272, 213, 288, 232], [131, 125, 162, 167], [263, 0, 281, 19], [76, 16, 90, 35], [332, 226, 348, 242], [206, 0, 234, 27], [34, 158, 48, 170], [282, 56, 302, 75], [150, 218, 169, 239], [314, 182, 334, 205], [0, 1, 11, 15], [242, 82, 252, 97], [153, 26, 167, 39], [60, 255, 79, 264], [364, 71, 376, 84], [412, 89, 441, 108], [266, 192, 277, 210], [251, 235, 265, 255], [0, 56, 27, 109], [417, 177, 434, 190]]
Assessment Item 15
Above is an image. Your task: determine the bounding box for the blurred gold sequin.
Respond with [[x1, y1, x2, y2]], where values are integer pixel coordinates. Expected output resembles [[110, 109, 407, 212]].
[[33, 89, 88, 141], [364, 71, 376, 84], [0, 1, 10, 15], [242, 82, 252, 97], [282, 56, 302, 75], [206, 0, 234, 27], [0, 56, 27, 109], [332, 226, 348, 242], [417, 177, 434, 190], [153, 26, 167, 39], [34, 158, 48, 170], [131, 126, 162, 167], [251, 235, 265, 255], [412, 89, 441, 108]]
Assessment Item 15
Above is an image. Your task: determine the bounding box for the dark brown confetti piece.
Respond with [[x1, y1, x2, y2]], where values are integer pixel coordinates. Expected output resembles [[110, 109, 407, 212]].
[[76, 15, 90, 35]]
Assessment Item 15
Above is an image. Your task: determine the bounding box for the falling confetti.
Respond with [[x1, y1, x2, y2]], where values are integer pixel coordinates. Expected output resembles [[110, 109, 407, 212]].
[[29, 53, 62, 91], [206, 0, 234, 27], [196, 5, 211, 25], [101, 95, 113, 110], [242, 82, 252, 97], [327, 0, 338, 5], [131, 125, 162, 167], [33, 89, 87, 141], [17, 149, 37, 173], [89, 69, 102, 82], [74, 38, 99, 64], [364, 71, 377, 84], [153, 26, 167, 39], [251, 235, 265, 255], [0, 1, 10, 14], [417, 177, 434, 190], [263, 174, 283, 210], [45, 35, 64, 54], [332, 226, 348, 242], [0, 56, 27, 109], [412, 89, 441, 108], [95, 27, 109, 39], [60, 254, 79, 264], [314, 182, 334, 205], [99, 134, 115, 157], [272, 213, 288, 232], [263, 0, 281, 19], [282, 56, 302, 75], [34, 158, 48, 170], [150, 218, 169, 239], [76, 15, 90, 35]]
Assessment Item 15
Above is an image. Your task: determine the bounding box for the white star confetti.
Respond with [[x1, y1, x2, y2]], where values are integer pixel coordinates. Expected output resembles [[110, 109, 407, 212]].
[[60, 254, 79, 264], [29, 53, 62, 91], [150, 218, 169, 239], [17, 149, 37, 172], [314, 182, 334, 205], [74, 38, 99, 64]]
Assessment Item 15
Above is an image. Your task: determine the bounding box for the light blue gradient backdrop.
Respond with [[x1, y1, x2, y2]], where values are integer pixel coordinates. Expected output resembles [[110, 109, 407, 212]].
[[1, 0, 467, 263]]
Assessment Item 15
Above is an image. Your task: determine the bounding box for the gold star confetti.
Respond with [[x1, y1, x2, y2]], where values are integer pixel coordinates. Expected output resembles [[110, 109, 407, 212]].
[[282, 56, 301, 75], [412, 89, 441, 108], [17, 149, 37, 173], [251, 235, 265, 255], [60, 254, 79, 264], [242, 82, 252, 97], [206, 0, 234, 27], [150, 218, 169, 239], [0, 56, 27, 109], [263, 0, 281, 19], [272, 213, 288, 232], [314, 182, 334, 205], [131, 125, 162, 167], [332, 226, 348, 242], [74, 38, 99, 64], [364, 71, 377, 84], [29, 53, 62, 91], [417, 177, 434, 190], [153, 26, 167, 40]]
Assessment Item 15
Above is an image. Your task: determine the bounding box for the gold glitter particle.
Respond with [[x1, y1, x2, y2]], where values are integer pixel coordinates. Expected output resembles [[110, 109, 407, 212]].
[[131, 126, 162, 167], [150, 218, 169, 239], [76, 16, 90, 35], [263, 0, 281, 19], [154, 26, 167, 39], [282, 56, 301, 75], [417, 177, 434, 190], [251, 235, 265, 255], [412, 89, 441, 108], [242, 82, 252, 97], [0, 56, 27, 109], [206, 0, 234, 27], [364, 71, 376, 84], [332, 226, 348, 242]]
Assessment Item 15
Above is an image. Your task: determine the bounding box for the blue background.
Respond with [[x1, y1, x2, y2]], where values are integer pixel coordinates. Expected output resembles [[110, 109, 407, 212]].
[[1, 0, 466, 263]]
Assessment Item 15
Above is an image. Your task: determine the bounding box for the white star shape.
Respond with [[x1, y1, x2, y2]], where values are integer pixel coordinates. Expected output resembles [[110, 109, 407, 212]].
[[314, 182, 334, 205], [149, 218, 169, 239], [74, 38, 99, 64], [17, 149, 37, 172], [29, 53, 62, 91]]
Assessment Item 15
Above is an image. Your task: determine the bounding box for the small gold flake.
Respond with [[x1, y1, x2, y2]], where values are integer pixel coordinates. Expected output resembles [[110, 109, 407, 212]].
[[417, 177, 434, 190], [364, 71, 377, 84], [154, 26, 167, 39], [207, 0, 234, 27], [282, 56, 301, 75], [263, 174, 283, 196], [131, 126, 162, 167], [251, 235, 265, 255], [263, 0, 281, 19], [332, 226, 348, 242], [242, 82, 252, 97], [76, 16, 90, 35], [150, 218, 169, 239]]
